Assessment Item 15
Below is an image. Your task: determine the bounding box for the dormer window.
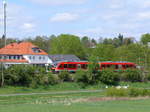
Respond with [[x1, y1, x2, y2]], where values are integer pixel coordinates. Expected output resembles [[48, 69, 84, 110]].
[[32, 47, 41, 53]]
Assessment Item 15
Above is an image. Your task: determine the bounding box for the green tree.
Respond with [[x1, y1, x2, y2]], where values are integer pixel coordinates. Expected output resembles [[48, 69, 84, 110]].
[[91, 38, 97, 46], [123, 37, 134, 45], [81, 36, 90, 48], [91, 44, 115, 61], [141, 33, 150, 45], [103, 38, 113, 45], [118, 33, 124, 46], [0, 37, 17, 48], [25, 35, 53, 53], [50, 34, 85, 59], [114, 44, 150, 68]]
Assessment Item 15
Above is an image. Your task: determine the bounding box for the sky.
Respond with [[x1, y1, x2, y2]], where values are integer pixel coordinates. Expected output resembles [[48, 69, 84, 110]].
[[0, 0, 150, 40]]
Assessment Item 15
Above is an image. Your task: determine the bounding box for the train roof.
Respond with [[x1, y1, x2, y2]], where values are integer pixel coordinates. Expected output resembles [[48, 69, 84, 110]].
[[57, 61, 135, 64], [100, 61, 135, 64]]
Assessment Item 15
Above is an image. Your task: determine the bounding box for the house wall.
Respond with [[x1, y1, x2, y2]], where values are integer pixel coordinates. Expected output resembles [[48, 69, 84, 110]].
[[23, 55, 52, 64]]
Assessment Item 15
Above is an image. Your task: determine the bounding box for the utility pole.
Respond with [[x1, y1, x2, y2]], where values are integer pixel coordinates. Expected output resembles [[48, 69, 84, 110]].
[[1, 0, 7, 87], [3, 0, 7, 46]]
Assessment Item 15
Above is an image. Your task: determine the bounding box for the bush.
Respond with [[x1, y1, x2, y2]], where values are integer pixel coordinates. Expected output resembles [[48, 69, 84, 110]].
[[123, 69, 143, 82], [47, 73, 59, 85], [128, 88, 150, 97], [4, 65, 33, 86], [100, 69, 119, 85], [4, 65, 48, 87], [106, 87, 150, 97], [29, 73, 59, 88], [74, 70, 90, 84], [128, 88, 142, 97], [58, 71, 72, 82], [106, 87, 128, 97], [146, 71, 150, 81]]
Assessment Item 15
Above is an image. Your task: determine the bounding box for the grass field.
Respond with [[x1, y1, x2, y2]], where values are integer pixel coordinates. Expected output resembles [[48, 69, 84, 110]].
[[0, 97, 150, 112], [1, 82, 150, 112], [0, 90, 150, 112], [0, 82, 106, 94], [1, 82, 150, 95]]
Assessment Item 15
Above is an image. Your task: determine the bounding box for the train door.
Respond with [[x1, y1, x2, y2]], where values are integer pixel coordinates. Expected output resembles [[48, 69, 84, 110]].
[[68, 64, 77, 72], [81, 64, 88, 70], [118, 64, 122, 70], [101, 64, 106, 70], [77, 64, 81, 69], [63, 64, 68, 71]]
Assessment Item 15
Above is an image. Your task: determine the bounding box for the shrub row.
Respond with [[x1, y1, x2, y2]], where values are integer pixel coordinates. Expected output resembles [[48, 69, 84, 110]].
[[106, 87, 150, 97], [74, 68, 143, 85], [0, 64, 147, 87], [0, 65, 71, 88]]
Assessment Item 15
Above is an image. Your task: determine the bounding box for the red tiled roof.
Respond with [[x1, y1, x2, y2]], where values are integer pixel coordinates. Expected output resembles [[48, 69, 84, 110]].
[[0, 42, 48, 55], [0, 59, 28, 63]]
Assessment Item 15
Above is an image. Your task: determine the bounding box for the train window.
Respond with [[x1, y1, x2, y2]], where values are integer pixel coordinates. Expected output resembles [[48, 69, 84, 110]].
[[81, 64, 88, 69], [64, 64, 67, 68], [110, 65, 115, 69], [118, 65, 122, 69], [129, 65, 134, 68], [68, 64, 76, 69], [58, 64, 63, 69], [126, 65, 129, 68], [122, 65, 126, 69], [133, 65, 136, 68], [107, 65, 111, 68], [115, 65, 118, 69], [101, 64, 105, 68], [77, 64, 81, 69]]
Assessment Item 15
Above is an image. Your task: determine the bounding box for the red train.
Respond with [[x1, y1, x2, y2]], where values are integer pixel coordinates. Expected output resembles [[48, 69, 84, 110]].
[[50, 61, 136, 73]]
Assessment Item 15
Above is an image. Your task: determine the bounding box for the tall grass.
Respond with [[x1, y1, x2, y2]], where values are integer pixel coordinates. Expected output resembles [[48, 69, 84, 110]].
[[106, 87, 150, 97]]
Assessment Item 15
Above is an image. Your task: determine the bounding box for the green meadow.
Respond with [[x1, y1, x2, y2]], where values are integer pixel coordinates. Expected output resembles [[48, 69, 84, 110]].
[[0, 82, 150, 112], [0, 86, 150, 112]]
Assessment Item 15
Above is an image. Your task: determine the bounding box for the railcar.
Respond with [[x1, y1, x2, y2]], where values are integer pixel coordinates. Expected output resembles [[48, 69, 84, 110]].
[[50, 61, 136, 73]]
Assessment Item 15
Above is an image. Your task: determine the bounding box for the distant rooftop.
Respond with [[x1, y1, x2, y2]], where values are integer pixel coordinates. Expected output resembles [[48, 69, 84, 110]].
[[49, 55, 80, 62], [0, 41, 48, 55]]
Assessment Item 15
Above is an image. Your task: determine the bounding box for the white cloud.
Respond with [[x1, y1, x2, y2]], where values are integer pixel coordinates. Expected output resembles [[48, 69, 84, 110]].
[[109, 0, 124, 9], [137, 11, 150, 19], [128, 0, 150, 9], [50, 13, 79, 22], [85, 27, 103, 34], [120, 23, 141, 30], [142, 2, 150, 8], [102, 14, 119, 20], [139, 1, 150, 8], [28, 0, 87, 5], [0, 2, 37, 38], [21, 23, 36, 32]]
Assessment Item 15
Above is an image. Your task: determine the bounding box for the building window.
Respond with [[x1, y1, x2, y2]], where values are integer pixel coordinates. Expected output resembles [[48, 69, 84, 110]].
[[39, 56, 41, 60], [9, 56, 11, 59], [33, 56, 35, 60], [6, 56, 9, 59], [4, 56, 7, 59], [29, 56, 32, 60], [17, 56, 20, 60], [22, 56, 25, 59], [13, 56, 16, 60], [0, 56, 3, 59], [32, 47, 41, 53], [11, 56, 14, 59]]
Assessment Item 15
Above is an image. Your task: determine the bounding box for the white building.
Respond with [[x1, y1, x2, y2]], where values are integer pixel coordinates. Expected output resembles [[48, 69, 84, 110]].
[[0, 42, 52, 67]]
